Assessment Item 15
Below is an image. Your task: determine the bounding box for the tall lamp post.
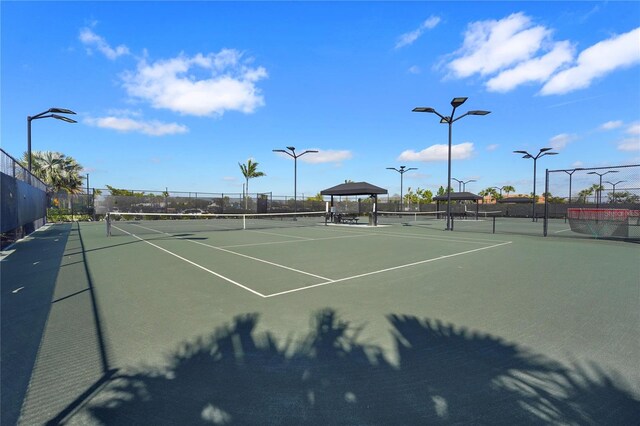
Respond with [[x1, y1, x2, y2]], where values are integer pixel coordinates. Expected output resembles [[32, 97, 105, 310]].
[[562, 169, 581, 204], [28, 107, 77, 172], [604, 180, 625, 204], [513, 147, 558, 221], [272, 146, 318, 212], [387, 165, 417, 210], [413, 97, 490, 230], [452, 178, 463, 192], [490, 186, 504, 196], [587, 170, 618, 208], [461, 179, 476, 192]]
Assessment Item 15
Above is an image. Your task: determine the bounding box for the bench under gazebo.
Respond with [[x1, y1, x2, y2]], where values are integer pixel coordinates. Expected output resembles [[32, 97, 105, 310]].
[[321, 182, 388, 225]]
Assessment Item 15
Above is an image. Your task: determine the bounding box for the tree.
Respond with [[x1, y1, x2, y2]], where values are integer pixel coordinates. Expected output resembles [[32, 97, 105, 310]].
[[437, 186, 454, 196], [22, 150, 84, 194], [502, 185, 515, 197], [105, 185, 145, 197], [479, 187, 499, 203], [577, 187, 594, 203], [239, 159, 266, 209]]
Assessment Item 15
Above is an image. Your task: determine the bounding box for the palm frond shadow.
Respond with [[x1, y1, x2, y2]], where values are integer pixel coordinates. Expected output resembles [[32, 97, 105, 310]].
[[87, 310, 639, 425]]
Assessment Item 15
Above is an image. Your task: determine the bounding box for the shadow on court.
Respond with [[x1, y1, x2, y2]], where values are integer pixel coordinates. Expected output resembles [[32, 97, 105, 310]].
[[1, 224, 71, 426], [85, 310, 639, 425]]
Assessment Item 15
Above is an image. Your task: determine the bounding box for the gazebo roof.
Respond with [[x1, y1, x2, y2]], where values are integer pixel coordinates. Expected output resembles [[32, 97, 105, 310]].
[[432, 191, 482, 201], [321, 182, 388, 196]]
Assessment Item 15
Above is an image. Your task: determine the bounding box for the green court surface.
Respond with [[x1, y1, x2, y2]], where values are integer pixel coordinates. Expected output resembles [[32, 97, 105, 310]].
[[2, 220, 639, 424]]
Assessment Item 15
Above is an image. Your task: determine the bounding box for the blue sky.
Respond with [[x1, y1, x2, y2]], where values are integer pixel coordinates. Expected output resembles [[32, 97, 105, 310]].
[[2, 1, 639, 198]]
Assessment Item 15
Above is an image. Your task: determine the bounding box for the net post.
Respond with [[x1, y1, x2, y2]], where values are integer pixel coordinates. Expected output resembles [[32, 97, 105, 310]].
[[492, 215, 496, 234], [243, 214, 247, 230], [106, 212, 111, 236], [543, 168, 549, 237], [450, 214, 454, 231]]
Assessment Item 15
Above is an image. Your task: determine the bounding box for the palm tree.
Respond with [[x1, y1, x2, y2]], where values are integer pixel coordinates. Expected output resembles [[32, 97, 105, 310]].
[[502, 185, 515, 197], [577, 187, 594, 203], [239, 159, 266, 210], [21, 151, 84, 194], [479, 187, 499, 203]]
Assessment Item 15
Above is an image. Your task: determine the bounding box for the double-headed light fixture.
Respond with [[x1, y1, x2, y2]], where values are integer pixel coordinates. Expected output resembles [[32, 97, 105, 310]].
[[513, 147, 558, 221], [587, 170, 618, 208], [413, 97, 490, 230], [27, 107, 77, 172], [272, 146, 318, 212], [386, 165, 417, 210]]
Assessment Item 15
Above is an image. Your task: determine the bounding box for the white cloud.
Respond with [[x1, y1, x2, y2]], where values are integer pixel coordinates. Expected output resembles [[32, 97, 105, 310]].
[[407, 65, 421, 74], [486, 144, 499, 151], [448, 13, 550, 78], [549, 133, 577, 150], [122, 50, 268, 117], [486, 41, 574, 92], [398, 142, 474, 162], [617, 138, 640, 151], [626, 123, 640, 135], [222, 176, 237, 182], [600, 120, 623, 130], [299, 150, 352, 164], [79, 27, 129, 60], [84, 116, 188, 136], [395, 16, 441, 49], [572, 161, 584, 168], [541, 27, 640, 95]]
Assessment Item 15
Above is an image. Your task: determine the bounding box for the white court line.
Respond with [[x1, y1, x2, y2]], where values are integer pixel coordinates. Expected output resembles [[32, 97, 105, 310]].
[[554, 228, 573, 234], [129, 223, 334, 282], [321, 224, 511, 245], [263, 240, 513, 298], [248, 229, 314, 240], [220, 233, 373, 249], [112, 225, 266, 297]]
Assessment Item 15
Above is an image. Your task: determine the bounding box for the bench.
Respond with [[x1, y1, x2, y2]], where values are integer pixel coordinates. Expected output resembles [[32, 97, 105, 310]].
[[336, 214, 359, 224]]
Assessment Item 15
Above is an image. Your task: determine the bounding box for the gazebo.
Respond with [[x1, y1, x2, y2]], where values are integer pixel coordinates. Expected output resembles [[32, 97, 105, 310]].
[[432, 191, 483, 218], [321, 182, 388, 225]]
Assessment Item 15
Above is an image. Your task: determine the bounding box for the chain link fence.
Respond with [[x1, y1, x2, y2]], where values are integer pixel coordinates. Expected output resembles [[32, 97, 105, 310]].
[[1, 149, 48, 248]]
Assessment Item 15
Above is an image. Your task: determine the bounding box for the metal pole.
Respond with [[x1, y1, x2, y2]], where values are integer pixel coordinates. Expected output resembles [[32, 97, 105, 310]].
[[27, 116, 33, 173], [294, 155, 298, 213], [532, 158, 537, 222], [400, 172, 403, 211], [446, 120, 452, 230]]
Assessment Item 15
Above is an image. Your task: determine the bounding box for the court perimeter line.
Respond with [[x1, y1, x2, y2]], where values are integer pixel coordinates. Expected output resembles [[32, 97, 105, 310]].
[[263, 240, 513, 298], [112, 225, 266, 297], [129, 223, 334, 282]]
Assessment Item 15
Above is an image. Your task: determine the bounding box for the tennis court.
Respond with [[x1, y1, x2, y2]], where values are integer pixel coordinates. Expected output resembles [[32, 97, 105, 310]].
[[2, 216, 639, 424]]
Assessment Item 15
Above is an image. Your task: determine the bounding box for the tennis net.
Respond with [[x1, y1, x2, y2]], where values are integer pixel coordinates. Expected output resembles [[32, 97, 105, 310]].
[[106, 211, 328, 236], [376, 211, 445, 226]]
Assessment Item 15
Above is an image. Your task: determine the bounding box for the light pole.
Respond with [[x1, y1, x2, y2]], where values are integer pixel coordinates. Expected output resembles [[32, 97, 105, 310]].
[[413, 98, 490, 230], [462, 179, 476, 192], [387, 166, 417, 210], [272, 146, 318, 212], [452, 178, 463, 192], [587, 170, 618, 208], [490, 186, 503, 196], [513, 147, 558, 221], [604, 180, 625, 204], [27, 107, 77, 172], [562, 169, 580, 204]]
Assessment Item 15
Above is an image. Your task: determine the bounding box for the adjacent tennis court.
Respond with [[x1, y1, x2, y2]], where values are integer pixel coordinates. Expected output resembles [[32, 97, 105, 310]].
[[2, 216, 639, 424]]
